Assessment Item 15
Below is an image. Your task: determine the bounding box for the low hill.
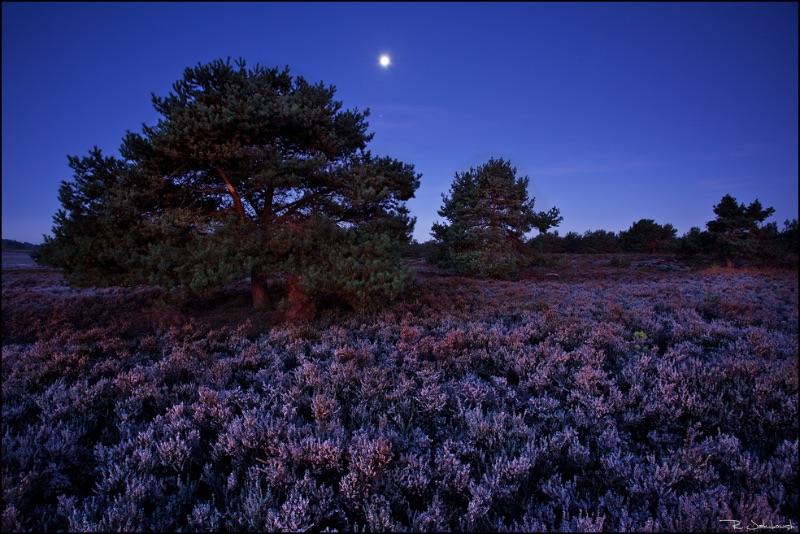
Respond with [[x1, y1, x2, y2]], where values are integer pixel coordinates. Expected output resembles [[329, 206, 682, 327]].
[[2, 239, 39, 251]]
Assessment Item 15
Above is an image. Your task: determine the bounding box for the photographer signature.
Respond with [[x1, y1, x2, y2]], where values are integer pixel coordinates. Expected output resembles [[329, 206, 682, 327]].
[[719, 519, 796, 531]]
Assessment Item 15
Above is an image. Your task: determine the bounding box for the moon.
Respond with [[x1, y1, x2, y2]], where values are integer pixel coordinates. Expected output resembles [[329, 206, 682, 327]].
[[379, 54, 391, 68]]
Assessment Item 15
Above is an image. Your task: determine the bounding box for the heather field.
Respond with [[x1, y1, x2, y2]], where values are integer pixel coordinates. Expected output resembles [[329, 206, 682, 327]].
[[2, 255, 798, 532]]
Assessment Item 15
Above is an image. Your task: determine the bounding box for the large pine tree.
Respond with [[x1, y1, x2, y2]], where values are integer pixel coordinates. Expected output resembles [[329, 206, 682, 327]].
[[38, 58, 420, 312], [431, 158, 561, 278]]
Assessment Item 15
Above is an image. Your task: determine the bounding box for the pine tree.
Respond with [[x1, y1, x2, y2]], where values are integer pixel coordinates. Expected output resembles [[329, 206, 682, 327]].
[[431, 158, 561, 278], [38, 58, 420, 312], [706, 194, 775, 260]]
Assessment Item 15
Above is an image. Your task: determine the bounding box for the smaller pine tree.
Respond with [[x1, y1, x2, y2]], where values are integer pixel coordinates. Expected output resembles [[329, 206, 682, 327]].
[[431, 158, 561, 278]]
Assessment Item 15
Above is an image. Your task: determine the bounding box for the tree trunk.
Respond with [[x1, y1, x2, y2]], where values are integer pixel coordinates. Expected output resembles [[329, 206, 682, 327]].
[[286, 274, 316, 321], [251, 271, 269, 309]]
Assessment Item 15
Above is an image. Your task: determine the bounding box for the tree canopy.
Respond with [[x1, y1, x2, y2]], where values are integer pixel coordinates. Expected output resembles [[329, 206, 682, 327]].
[[38, 58, 421, 313], [619, 219, 677, 253], [702, 194, 775, 260], [431, 158, 561, 278]]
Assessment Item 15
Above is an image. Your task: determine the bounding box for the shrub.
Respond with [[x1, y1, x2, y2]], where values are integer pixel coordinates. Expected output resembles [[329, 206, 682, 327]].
[[619, 219, 678, 253], [2, 268, 797, 531]]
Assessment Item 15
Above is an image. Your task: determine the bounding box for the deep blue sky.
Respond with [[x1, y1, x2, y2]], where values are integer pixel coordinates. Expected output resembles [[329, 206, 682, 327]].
[[3, 2, 798, 243]]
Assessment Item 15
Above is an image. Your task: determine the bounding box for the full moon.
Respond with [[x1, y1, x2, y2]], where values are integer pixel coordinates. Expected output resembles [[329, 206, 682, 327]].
[[379, 54, 391, 68]]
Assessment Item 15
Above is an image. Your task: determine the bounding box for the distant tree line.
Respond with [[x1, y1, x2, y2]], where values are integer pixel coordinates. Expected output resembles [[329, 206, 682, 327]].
[[525, 194, 797, 264], [418, 169, 796, 276]]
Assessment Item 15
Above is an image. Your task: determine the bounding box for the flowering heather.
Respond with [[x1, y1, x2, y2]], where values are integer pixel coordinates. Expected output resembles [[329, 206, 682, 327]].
[[2, 262, 798, 532]]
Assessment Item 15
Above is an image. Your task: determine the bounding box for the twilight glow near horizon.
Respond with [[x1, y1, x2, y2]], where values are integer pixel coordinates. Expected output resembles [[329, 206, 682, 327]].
[[2, 2, 797, 243]]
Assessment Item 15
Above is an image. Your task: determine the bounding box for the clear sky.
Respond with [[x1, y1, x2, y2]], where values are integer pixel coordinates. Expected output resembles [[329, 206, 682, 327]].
[[2, 2, 798, 243]]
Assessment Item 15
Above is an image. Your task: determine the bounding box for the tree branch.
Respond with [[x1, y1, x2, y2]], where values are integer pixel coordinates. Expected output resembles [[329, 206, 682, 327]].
[[261, 185, 275, 223], [215, 167, 246, 221], [273, 189, 327, 222]]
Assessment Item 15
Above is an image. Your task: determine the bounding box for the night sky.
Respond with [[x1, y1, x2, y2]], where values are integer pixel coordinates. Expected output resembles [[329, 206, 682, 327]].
[[3, 2, 797, 243]]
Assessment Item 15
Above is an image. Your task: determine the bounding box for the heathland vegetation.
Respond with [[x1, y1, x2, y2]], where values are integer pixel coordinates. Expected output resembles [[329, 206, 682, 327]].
[[3, 58, 797, 531]]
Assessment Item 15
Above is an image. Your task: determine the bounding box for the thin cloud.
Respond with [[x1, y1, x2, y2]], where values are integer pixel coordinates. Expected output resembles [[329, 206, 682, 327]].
[[695, 142, 769, 162], [368, 103, 446, 131], [532, 159, 655, 177], [696, 178, 750, 190]]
